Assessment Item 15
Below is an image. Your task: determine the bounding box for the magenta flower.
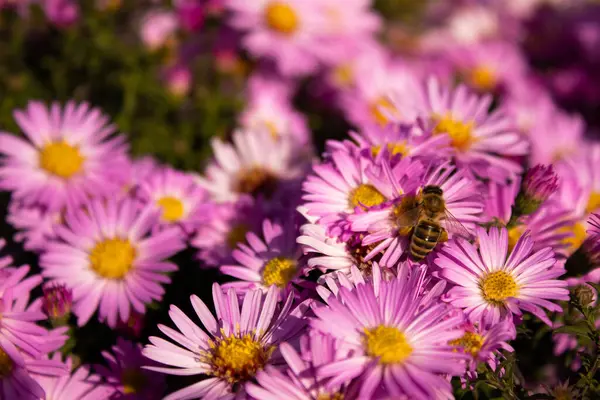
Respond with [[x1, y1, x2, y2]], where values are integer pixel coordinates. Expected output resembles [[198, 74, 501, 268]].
[[96, 338, 165, 399], [437, 227, 569, 326], [143, 284, 310, 399], [220, 219, 302, 295], [311, 266, 467, 399], [6, 200, 61, 251], [0, 101, 130, 212], [40, 197, 185, 327]]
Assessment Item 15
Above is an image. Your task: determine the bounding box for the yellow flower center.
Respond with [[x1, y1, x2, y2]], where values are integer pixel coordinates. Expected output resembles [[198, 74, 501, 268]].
[[0, 347, 13, 378], [89, 238, 136, 280], [318, 394, 345, 400], [507, 226, 524, 253], [156, 196, 185, 222], [261, 257, 297, 288], [121, 368, 147, 394], [449, 331, 484, 358], [39, 141, 85, 179], [480, 270, 518, 306], [560, 222, 587, 254], [433, 113, 475, 152], [370, 97, 398, 126], [208, 334, 271, 383], [348, 184, 386, 209], [263, 120, 279, 139], [468, 66, 497, 91], [332, 63, 354, 88], [586, 191, 600, 214], [363, 325, 413, 365], [264, 2, 298, 35], [226, 223, 249, 249], [371, 142, 410, 158], [236, 167, 278, 198]]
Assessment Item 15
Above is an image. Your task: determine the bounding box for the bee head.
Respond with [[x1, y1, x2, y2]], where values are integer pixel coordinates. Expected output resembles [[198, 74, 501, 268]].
[[422, 185, 443, 196]]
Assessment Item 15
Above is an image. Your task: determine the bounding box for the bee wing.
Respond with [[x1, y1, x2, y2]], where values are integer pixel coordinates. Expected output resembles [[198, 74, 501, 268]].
[[441, 208, 474, 240], [393, 205, 422, 229]]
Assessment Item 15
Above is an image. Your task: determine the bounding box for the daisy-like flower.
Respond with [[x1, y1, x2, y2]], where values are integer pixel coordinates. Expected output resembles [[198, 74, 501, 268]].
[[0, 101, 130, 212], [40, 197, 186, 327], [191, 197, 263, 266], [136, 167, 206, 235], [450, 318, 516, 380], [297, 223, 358, 276], [226, 0, 324, 76], [240, 74, 310, 144], [220, 219, 301, 295], [392, 77, 528, 181], [447, 40, 528, 94], [437, 227, 569, 327], [310, 266, 467, 399], [32, 354, 111, 400], [6, 200, 61, 251], [143, 284, 309, 400], [196, 129, 308, 203], [246, 332, 352, 400], [95, 338, 165, 399], [0, 342, 68, 400], [351, 160, 482, 267]]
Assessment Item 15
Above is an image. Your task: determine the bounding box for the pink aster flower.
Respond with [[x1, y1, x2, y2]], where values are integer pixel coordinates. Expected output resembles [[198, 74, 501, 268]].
[[191, 196, 263, 266], [392, 77, 529, 181], [0, 101, 130, 212], [297, 223, 357, 276], [32, 354, 111, 400], [246, 332, 353, 400], [240, 74, 310, 144], [350, 160, 482, 267], [40, 197, 186, 327], [220, 218, 302, 295], [6, 200, 60, 251], [139, 9, 178, 51], [95, 338, 165, 399], [196, 129, 308, 203], [437, 227, 569, 327], [136, 167, 206, 235], [311, 266, 467, 399], [0, 342, 68, 400], [143, 284, 310, 400], [226, 0, 325, 76]]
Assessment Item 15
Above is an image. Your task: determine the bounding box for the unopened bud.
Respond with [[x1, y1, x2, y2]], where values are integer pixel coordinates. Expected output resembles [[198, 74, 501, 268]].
[[516, 164, 559, 215], [42, 284, 73, 325], [573, 284, 594, 307]]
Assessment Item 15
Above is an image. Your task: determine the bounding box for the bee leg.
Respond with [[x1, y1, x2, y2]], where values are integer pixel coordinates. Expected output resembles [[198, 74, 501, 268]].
[[439, 229, 448, 243]]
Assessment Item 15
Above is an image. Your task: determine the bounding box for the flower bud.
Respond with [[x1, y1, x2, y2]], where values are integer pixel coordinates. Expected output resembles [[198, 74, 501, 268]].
[[516, 164, 559, 215], [573, 284, 595, 307], [42, 284, 73, 325]]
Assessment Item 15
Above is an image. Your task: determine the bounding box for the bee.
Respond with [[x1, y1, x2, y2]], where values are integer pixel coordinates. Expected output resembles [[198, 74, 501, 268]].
[[394, 185, 471, 261]]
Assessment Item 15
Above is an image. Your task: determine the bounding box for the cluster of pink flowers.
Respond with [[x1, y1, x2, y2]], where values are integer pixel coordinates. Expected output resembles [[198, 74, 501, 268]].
[[1, 0, 600, 399]]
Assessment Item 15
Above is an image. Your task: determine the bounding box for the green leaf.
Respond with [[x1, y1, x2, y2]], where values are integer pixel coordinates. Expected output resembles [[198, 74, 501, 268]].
[[553, 321, 591, 337]]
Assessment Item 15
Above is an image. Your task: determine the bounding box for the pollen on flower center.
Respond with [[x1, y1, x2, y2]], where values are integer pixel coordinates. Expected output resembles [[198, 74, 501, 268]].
[[586, 191, 600, 214], [121, 368, 147, 394], [157, 196, 185, 222], [0, 347, 14, 378], [332, 63, 354, 88], [507, 226, 524, 252], [364, 325, 413, 364], [262, 257, 297, 288], [39, 141, 85, 178], [235, 167, 279, 198], [264, 2, 298, 35], [317, 393, 345, 400], [560, 222, 587, 254], [371, 142, 410, 158], [433, 113, 475, 152], [370, 97, 398, 126], [226, 223, 249, 249], [480, 270, 518, 305], [469, 66, 497, 91], [208, 334, 271, 383], [349, 184, 386, 209], [449, 331, 484, 358], [89, 238, 136, 279]]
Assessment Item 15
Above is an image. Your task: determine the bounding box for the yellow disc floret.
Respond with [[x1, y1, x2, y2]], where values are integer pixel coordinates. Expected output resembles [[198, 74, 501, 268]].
[[560, 222, 587, 254], [236, 167, 278, 198], [370, 97, 398, 126], [89, 238, 136, 279], [264, 2, 298, 35], [364, 325, 413, 365], [226, 223, 249, 249], [449, 331, 484, 358], [586, 191, 600, 214], [157, 196, 185, 222], [480, 270, 518, 306], [469, 66, 497, 91], [349, 184, 386, 209], [39, 141, 85, 178], [208, 334, 271, 383], [262, 257, 297, 288], [0, 347, 13, 378], [121, 368, 147, 394], [433, 113, 475, 152]]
